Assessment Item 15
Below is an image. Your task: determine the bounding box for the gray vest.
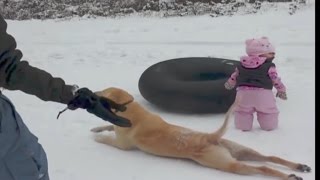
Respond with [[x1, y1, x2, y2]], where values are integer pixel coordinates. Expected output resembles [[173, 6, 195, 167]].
[[0, 93, 49, 180], [236, 61, 275, 89]]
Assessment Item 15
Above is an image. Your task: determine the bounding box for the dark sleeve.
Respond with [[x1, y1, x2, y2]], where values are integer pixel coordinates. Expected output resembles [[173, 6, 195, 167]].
[[0, 14, 75, 104]]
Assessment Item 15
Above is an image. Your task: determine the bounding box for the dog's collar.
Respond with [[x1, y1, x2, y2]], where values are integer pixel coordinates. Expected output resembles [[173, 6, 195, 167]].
[[115, 100, 134, 113]]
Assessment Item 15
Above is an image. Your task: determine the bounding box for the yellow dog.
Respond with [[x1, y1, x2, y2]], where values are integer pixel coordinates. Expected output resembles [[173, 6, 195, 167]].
[[91, 87, 310, 180]]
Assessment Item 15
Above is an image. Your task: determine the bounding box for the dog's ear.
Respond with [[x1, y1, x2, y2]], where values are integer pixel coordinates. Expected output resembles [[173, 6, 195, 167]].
[[95, 90, 112, 100], [94, 91, 104, 97], [97, 87, 134, 105]]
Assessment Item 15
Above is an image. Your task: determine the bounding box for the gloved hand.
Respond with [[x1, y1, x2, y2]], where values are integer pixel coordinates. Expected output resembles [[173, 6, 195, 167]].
[[67, 88, 132, 127], [276, 91, 287, 100], [224, 81, 235, 90]]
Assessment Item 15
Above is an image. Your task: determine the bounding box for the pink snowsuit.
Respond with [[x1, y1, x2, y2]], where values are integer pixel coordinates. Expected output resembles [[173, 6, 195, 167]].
[[226, 37, 287, 131], [226, 56, 286, 131]]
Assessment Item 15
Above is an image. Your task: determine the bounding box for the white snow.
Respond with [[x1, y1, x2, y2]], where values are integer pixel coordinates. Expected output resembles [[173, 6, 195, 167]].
[[4, 4, 315, 180]]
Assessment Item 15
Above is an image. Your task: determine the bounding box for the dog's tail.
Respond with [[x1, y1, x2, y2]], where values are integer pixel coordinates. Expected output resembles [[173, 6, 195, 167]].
[[207, 97, 239, 143]]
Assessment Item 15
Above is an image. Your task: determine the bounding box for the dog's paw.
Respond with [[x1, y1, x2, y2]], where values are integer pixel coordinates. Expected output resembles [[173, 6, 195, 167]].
[[91, 125, 114, 133], [297, 164, 311, 172], [287, 174, 303, 180], [94, 136, 104, 143], [91, 127, 104, 133], [93, 134, 108, 143]]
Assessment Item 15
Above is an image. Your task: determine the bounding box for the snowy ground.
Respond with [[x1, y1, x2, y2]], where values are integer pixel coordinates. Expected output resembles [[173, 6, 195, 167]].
[[4, 3, 315, 180]]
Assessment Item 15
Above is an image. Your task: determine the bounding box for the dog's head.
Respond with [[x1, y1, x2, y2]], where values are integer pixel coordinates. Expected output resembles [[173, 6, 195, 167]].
[[96, 87, 134, 106]]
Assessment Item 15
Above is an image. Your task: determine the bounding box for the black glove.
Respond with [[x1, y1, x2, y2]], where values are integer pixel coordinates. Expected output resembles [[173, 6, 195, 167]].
[[67, 88, 132, 127]]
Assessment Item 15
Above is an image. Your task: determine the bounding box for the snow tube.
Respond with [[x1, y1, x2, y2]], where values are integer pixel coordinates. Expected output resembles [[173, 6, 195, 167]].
[[138, 57, 240, 114]]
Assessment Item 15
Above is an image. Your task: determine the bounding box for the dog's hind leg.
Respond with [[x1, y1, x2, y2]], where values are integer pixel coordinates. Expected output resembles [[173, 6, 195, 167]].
[[91, 125, 114, 133], [193, 146, 302, 179], [220, 139, 311, 173], [224, 162, 303, 180]]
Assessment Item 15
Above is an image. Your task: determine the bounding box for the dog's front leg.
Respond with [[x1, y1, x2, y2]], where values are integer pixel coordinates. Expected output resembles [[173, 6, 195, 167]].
[[93, 134, 134, 150]]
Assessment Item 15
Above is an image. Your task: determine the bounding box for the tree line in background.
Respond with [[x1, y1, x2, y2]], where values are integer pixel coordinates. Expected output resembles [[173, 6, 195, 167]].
[[0, 0, 306, 20]]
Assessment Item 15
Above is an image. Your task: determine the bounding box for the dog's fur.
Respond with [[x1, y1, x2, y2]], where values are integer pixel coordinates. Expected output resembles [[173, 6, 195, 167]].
[[91, 87, 311, 180]]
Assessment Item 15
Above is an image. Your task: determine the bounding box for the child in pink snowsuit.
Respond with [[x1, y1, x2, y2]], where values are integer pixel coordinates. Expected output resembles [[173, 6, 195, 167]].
[[224, 37, 287, 131]]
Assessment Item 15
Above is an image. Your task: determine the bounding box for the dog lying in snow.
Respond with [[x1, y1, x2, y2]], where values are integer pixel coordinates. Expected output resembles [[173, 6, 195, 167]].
[[91, 87, 311, 180]]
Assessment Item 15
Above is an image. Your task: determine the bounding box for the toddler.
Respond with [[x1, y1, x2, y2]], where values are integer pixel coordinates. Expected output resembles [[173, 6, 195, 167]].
[[225, 37, 287, 131]]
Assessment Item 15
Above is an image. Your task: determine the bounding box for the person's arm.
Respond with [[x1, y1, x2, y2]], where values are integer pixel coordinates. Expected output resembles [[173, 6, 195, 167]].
[[224, 67, 239, 90], [268, 66, 287, 100], [3, 61, 78, 104], [0, 15, 76, 104], [0, 15, 131, 127]]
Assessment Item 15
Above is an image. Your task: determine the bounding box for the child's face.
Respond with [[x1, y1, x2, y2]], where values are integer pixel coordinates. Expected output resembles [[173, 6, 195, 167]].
[[259, 52, 275, 60]]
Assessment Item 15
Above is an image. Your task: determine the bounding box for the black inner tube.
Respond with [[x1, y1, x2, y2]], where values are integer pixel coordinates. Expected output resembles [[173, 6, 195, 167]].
[[138, 57, 239, 114], [193, 73, 227, 81]]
